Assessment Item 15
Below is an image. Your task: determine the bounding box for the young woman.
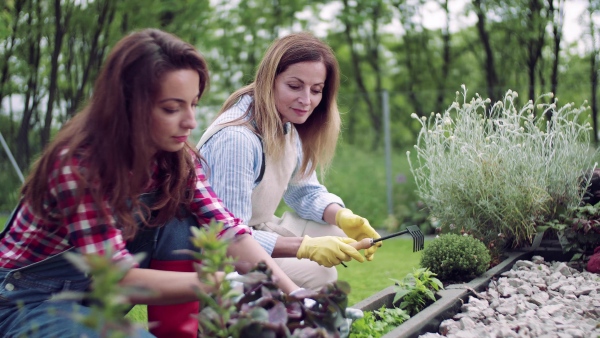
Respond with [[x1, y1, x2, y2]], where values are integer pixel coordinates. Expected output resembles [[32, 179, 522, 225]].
[[197, 32, 382, 292], [0, 28, 299, 338]]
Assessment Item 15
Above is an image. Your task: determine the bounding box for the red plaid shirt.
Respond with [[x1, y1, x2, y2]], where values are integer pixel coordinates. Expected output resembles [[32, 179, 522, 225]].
[[0, 149, 250, 269]]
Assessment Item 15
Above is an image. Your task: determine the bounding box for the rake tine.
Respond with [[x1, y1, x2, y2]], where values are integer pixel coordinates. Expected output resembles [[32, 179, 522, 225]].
[[409, 226, 417, 252], [406, 225, 424, 252], [370, 225, 425, 253]]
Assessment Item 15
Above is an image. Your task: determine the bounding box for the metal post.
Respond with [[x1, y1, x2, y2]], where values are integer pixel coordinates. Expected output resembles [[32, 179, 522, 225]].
[[0, 132, 24, 183], [382, 90, 393, 215]]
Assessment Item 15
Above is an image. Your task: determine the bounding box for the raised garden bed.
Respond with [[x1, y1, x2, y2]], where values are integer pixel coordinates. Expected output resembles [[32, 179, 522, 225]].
[[351, 244, 573, 338]]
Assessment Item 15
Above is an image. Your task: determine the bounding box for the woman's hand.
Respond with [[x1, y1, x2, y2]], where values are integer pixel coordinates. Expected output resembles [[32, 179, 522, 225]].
[[335, 208, 382, 261], [296, 235, 365, 267]]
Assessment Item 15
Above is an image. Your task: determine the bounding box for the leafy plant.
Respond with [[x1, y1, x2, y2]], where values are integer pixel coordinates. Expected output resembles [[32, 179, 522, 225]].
[[420, 234, 491, 282], [408, 86, 596, 254], [185, 221, 352, 337], [57, 249, 151, 338], [391, 268, 443, 316], [349, 306, 409, 338], [544, 203, 600, 260], [179, 223, 241, 337]]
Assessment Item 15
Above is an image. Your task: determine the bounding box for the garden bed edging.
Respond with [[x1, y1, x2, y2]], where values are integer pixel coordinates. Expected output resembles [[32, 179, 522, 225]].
[[351, 245, 572, 338]]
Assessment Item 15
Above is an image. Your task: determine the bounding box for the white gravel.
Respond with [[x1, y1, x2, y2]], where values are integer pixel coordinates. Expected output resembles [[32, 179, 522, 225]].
[[418, 255, 600, 338]]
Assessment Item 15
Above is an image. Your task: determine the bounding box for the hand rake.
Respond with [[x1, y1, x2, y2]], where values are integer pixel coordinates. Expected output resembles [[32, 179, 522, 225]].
[[371, 225, 425, 252], [343, 225, 425, 267]]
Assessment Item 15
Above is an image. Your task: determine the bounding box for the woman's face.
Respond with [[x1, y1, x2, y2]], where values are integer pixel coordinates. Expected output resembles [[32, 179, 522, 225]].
[[274, 61, 326, 124], [150, 69, 199, 153]]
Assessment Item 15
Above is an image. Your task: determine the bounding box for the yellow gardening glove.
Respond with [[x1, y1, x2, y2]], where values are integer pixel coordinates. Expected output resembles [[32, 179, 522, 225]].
[[335, 208, 382, 261], [296, 235, 365, 267]]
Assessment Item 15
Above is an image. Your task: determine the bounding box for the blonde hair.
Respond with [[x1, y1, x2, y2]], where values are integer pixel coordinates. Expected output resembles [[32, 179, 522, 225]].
[[218, 32, 341, 178]]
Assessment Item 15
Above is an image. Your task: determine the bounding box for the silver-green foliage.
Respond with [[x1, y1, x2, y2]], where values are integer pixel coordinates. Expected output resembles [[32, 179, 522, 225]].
[[408, 86, 597, 248], [420, 234, 491, 282]]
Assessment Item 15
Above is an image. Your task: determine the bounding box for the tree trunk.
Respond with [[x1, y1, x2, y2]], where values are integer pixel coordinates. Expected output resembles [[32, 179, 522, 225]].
[[525, 0, 546, 104], [590, 1, 599, 144], [473, 0, 500, 106], [16, 0, 42, 169], [0, 0, 25, 106], [41, 0, 71, 147], [365, 1, 384, 150], [435, 0, 451, 114], [67, 0, 116, 118], [340, 0, 378, 145], [548, 0, 564, 112]]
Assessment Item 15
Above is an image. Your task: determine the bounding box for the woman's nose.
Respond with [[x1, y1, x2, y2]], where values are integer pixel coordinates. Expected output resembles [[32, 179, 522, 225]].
[[298, 89, 311, 106], [183, 107, 197, 129]]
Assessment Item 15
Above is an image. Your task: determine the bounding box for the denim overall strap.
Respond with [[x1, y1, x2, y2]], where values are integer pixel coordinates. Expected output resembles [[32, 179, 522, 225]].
[[0, 199, 21, 238], [125, 192, 202, 265], [0, 200, 89, 294]]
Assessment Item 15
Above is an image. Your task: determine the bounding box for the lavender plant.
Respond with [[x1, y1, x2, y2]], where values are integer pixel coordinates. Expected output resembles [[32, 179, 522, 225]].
[[408, 86, 597, 252]]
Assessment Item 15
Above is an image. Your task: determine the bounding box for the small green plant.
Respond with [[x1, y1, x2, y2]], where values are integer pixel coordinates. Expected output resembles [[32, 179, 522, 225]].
[[349, 268, 441, 337], [420, 234, 491, 282], [390, 268, 443, 316], [57, 249, 151, 338], [179, 223, 241, 337], [408, 86, 596, 254], [545, 203, 600, 260], [349, 306, 409, 338]]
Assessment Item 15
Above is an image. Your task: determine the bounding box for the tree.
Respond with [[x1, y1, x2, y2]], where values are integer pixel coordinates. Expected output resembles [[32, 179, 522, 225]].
[[549, 0, 564, 104], [588, 0, 599, 144], [471, 0, 501, 104], [337, 0, 391, 148]]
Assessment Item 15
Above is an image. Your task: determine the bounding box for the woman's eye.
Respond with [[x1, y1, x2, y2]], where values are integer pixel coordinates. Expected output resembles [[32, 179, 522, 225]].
[[312, 89, 323, 94], [288, 84, 301, 90], [163, 108, 178, 114]]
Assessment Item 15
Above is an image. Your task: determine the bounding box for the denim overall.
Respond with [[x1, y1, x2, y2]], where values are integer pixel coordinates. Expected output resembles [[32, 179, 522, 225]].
[[0, 196, 201, 338]]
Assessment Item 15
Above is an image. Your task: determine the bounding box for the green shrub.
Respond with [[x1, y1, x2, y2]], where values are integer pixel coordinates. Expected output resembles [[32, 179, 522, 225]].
[[408, 87, 596, 254], [420, 234, 491, 282]]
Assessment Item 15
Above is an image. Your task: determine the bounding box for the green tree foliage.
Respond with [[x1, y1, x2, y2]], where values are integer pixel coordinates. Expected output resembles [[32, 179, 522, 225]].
[[1, 0, 599, 214]]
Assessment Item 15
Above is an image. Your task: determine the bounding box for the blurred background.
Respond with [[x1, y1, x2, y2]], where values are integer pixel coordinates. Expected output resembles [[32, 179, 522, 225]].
[[1, 0, 599, 232]]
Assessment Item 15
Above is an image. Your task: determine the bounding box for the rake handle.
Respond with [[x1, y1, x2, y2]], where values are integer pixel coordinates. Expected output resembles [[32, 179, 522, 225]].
[[372, 229, 410, 243], [348, 229, 411, 250], [349, 238, 374, 250]]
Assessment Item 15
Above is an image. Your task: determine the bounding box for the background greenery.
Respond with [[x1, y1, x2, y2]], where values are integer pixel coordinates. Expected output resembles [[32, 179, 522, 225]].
[[1, 0, 600, 212]]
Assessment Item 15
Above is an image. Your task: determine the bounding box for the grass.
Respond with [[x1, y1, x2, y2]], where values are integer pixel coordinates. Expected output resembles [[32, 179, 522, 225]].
[[126, 305, 147, 325], [337, 237, 427, 305]]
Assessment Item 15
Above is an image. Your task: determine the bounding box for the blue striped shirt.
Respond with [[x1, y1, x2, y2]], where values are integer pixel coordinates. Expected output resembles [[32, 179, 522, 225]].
[[199, 95, 344, 255]]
